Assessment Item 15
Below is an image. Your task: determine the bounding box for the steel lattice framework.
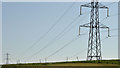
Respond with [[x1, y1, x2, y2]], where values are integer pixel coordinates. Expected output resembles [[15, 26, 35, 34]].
[[79, 0, 110, 61]]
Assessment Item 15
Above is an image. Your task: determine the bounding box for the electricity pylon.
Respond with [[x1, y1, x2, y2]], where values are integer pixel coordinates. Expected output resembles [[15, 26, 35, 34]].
[[16, 59, 20, 64], [66, 57, 68, 62], [6, 53, 10, 64], [76, 56, 79, 61], [40, 59, 41, 63], [79, 0, 110, 61]]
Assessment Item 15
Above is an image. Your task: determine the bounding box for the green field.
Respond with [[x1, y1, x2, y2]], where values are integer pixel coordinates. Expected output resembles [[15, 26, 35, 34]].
[[2, 59, 120, 68]]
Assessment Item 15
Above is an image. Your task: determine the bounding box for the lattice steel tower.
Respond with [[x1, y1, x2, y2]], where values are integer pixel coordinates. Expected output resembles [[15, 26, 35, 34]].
[[79, 0, 110, 60]]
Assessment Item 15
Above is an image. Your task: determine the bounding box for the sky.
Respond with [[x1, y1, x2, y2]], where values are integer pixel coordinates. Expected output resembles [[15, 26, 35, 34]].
[[2, 1, 118, 64]]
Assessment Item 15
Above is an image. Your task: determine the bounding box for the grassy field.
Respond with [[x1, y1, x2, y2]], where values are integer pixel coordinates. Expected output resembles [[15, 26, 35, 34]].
[[40, 63, 118, 66], [1, 59, 120, 68], [13, 59, 119, 66]]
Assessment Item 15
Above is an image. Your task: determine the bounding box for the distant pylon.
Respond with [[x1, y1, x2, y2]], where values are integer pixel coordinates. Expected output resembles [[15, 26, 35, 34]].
[[66, 57, 68, 62], [45, 58, 47, 63], [76, 56, 79, 61], [17, 59, 20, 64], [39, 59, 41, 63], [79, 0, 110, 61], [5, 53, 10, 64]]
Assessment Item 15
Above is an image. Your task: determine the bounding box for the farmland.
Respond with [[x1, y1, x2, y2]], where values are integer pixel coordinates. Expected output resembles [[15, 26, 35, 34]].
[[1, 59, 120, 68]]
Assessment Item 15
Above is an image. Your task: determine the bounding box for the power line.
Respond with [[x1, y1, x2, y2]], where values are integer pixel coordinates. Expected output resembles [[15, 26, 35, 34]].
[[23, 12, 117, 62], [45, 34, 86, 59], [29, 16, 80, 57], [21, 16, 80, 60], [101, 37, 109, 41], [22, 12, 90, 60], [109, 13, 120, 17], [20, 15, 90, 63], [100, 2, 118, 23], [49, 12, 89, 45], [61, 27, 118, 62], [23, 11, 112, 61], [105, 2, 116, 6], [20, 1, 77, 56], [45, 36, 79, 59], [98, 28, 119, 42], [68, 48, 87, 59], [101, 28, 118, 33], [99, 2, 119, 24], [67, 28, 118, 60], [60, 28, 118, 61], [110, 35, 118, 37], [101, 34, 118, 42], [56, 13, 89, 40], [100, 12, 120, 23], [35, 13, 88, 53], [19, 1, 117, 62]]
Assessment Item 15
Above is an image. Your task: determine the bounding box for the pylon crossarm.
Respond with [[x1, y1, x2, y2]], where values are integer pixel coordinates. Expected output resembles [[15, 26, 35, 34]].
[[100, 23, 110, 37], [80, 3, 91, 15], [81, 3, 91, 8], [100, 26, 110, 37], [79, 23, 90, 35], [80, 23, 90, 27], [98, 3, 108, 8], [99, 23, 110, 37], [80, 25, 90, 27], [98, 3, 109, 17], [99, 7, 109, 17]]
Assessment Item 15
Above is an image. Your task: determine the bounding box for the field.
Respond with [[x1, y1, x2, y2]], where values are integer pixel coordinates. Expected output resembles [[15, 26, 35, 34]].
[[1, 59, 120, 68]]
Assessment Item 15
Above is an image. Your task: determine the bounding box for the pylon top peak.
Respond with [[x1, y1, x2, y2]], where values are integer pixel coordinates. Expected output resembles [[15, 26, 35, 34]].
[[91, 0, 98, 2]]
